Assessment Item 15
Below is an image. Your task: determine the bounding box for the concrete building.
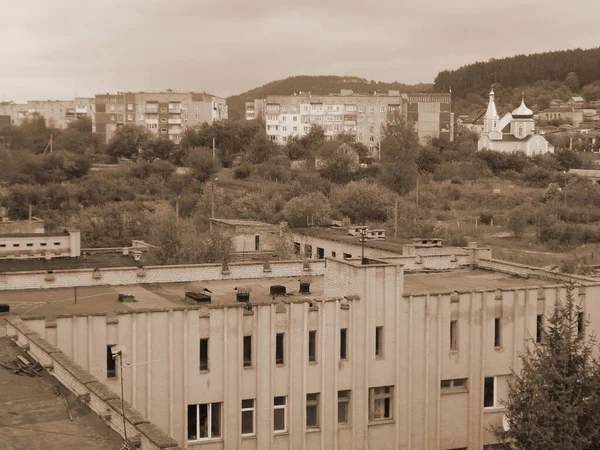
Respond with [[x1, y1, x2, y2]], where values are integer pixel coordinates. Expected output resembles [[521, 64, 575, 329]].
[[92, 91, 227, 144], [478, 89, 554, 156], [0, 228, 81, 259], [0, 98, 94, 129], [245, 99, 265, 120], [209, 219, 281, 254], [246, 90, 453, 154], [5, 232, 600, 449], [537, 107, 584, 126]]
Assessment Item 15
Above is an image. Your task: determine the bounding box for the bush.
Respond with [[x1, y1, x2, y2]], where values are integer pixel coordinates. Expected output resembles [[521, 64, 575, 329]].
[[234, 164, 251, 179], [479, 211, 494, 225]]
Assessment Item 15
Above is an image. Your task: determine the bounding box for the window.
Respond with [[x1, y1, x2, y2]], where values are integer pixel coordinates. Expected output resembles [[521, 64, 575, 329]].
[[106, 345, 116, 378], [450, 320, 458, 351], [293, 116, 298, 121], [199, 338, 209, 371], [338, 390, 350, 425], [369, 136, 375, 142], [160, 118, 167, 123], [331, 251, 336, 257], [40, 243, 46, 247], [54, 242, 60, 246], [380, 106, 386, 112], [536, 314, 544, 343], [484, 377, 495, 408], [276, 333, 285, 365], [306, 393, 320, 428], [161, 128, 167, 133], [26, 243, 33, 247], [160, 107, 167, 113], [578, 312, 585, 337], [273, 396, 286, 432], [308, 330, 317, 362], [369, 386, 393, 420], [293, 126, 297, 132], [440, 378, 468, 393], [243, 335, 252, 368], [375, 326, 384, 357], [241, 399, 255, 435], [195, 115, 199, 120], [494, 318, 502, 348], [127, 103, 133, 111], [13, 244, 19, 247], [187, 403, 221, 441], [282, 126, 287, 132], [340, 328, 348, 360], [0, 244, 5, 248]]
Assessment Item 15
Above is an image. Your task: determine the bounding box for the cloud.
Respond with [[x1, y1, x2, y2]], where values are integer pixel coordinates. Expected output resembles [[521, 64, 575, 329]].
[[1, 0, 599, 102]]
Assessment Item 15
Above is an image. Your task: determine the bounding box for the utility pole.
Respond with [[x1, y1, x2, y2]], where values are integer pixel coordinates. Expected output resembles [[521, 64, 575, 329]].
[[28, 204, 32, 222], [212, 137, 216, 163], [563, 171, 567, 208], [175, 198, 179, 224], [74, 287, 77, 305], [394, 198, 398, 238], [416, 175, 420, 209]]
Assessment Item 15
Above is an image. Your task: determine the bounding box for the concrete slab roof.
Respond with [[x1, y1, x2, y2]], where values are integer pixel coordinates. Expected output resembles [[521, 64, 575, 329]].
[[0, 337, 122, 450]]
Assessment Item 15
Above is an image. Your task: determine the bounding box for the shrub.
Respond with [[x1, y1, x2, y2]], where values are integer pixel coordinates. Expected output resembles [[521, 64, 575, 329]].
[[233, 164, 251, 179]]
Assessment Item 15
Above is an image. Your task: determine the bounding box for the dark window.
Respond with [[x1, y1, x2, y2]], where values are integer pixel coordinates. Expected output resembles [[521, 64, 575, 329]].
[[484, 377, 495, 407], [450, 320, 458, 351], [276, 333, 284, 365], [26, 243, 33, 247], [199, 338, 209, 371], [306, 393, 320, 428], [331, 251, 337, 257], [273, 396, 286, 432], [343, 253, 352, 259], [0, 244, 5, 248], [494, 318, 502, 348], [308, 330, 317, 362], [13, 244, 19, 247], [440, 378, 468, 392], [188, 403, 221, 440], [40, 243, 46, 246], [340, 328, 348, 360], [536, 314, 544, 343], [243, 335, 252, 368], [375, 326, 384, 357], [254, 235, 260, 251], [578, 312, 585, 337], [54, 242, 60, 246], [241, 399, 255, 435], [106, 345, 116, 378], [338, 390, 350, 424], [316, 247, 324, 259]]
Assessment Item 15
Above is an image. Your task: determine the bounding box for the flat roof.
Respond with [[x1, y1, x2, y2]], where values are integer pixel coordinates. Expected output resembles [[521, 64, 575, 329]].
[[403, 268, 543, 294], [294, 227, 411, 253], [0, 254, 139, 272], [0, 276, 325, 320], [210, 218, 276, 228], [0, 337, 121, 449]]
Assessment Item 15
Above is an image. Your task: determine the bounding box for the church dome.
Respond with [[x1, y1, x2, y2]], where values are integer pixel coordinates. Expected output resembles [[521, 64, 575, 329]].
[[512, 96, 533, 118]]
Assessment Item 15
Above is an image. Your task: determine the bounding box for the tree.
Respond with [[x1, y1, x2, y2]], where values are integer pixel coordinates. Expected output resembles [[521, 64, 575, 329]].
[[507, 207, 527, 237], [105, 125, 153, 161], [300, 124, 326, 156], [68, 117, 92, 133], [564, 72, 581, 93], [144, 138, 176, 162], [378, 110, 421, 194], [282, 192, 331, 227], [501, 283, 600, 450], [244, 131, 279, 164], [184, 147, 217, 183], [330, 181, 394, 224]]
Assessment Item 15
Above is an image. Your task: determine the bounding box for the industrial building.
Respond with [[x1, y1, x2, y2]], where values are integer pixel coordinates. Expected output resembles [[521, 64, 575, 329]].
[[3, 236, 597, 449]]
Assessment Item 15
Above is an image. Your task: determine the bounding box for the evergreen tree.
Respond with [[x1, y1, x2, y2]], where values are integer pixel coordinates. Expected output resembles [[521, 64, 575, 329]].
[[565, 72, 581, 93], [501, 283, 600, 450]]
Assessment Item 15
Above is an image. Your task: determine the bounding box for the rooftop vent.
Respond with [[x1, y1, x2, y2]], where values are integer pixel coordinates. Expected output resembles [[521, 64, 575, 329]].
[[270, 285, 286, 296], [235, 287, 251, 303], [185, 288, 212, 304]]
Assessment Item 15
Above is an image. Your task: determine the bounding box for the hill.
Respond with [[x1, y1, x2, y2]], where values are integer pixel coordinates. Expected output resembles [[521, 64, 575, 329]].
[[226, 75, 433, 120], [434, 47, 600, 98]]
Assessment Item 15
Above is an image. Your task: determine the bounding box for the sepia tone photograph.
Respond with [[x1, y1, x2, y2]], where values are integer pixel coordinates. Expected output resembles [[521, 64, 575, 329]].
[[1, 1, 600, 449]]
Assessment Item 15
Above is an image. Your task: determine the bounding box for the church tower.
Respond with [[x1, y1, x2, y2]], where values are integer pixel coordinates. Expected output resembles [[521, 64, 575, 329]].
[[510, 93, 535, 139], [483, 86, 502, 140]]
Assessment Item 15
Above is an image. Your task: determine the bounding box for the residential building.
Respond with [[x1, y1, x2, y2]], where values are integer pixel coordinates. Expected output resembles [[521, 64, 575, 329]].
[[478, 88, 554, 156], [246, 90, 453, 154], [5, 235, 598, 449], [245, 99, 265, 120], [537, 107, 584, 126], [568, 169, 600, 184], [0, 98, 94, 129], [0, 114, 11, 129], [92, 91, 227, 144]]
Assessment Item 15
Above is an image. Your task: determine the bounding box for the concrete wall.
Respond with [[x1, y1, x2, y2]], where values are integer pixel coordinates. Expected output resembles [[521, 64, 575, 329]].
[[5, 317, 183, 450], [0, 260, 325, 290], [14, 258, 594, 449], [0, 230, 80, 259]]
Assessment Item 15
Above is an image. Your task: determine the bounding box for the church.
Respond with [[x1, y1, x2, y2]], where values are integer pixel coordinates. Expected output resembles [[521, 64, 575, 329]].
[[477, 87, 554, 156]]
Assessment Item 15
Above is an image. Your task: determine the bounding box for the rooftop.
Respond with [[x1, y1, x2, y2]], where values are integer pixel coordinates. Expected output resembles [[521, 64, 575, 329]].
[[0, 253, 139, 272], [210, 218, 278, 228], [0, 337, 121, 450], [293, 227, 411, 253]]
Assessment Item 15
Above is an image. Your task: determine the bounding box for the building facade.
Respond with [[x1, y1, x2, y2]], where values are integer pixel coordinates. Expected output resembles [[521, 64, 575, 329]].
[[0, 228, 80, 259], [246, 90, 453, 153], [14, 250, 597, 450], [537, 107, 584, 126], [0, 98, 94, 129], [92, 91, 227, 144], [478, 89, 554, 156]]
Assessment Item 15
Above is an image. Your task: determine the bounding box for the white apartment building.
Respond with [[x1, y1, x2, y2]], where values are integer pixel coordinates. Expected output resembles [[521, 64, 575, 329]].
[[247, 90, 454, 153], [0, 98, 94, 129], [12, 249, 597, 450]]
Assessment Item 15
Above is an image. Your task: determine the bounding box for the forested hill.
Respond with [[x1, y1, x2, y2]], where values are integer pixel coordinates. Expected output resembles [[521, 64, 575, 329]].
[[226, 75, 433, 120], [434, 47, 600, 98]]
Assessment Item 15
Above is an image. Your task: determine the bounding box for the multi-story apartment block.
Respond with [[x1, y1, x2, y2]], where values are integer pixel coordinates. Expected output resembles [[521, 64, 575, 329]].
[[92, 91, 227, 144], [0, 98, 94, 129], [246, 90, 453, 153]]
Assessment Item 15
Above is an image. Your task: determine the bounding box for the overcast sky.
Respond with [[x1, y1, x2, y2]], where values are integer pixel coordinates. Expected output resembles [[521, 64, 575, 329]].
[[1, 0, 598, 102]]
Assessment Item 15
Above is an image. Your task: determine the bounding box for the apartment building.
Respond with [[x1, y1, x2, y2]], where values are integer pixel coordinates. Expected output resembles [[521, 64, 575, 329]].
[[246, 90, 453, 153], [92, 91, 228, 144], [8, 244, 596, 450], [0, 98, 94, 129]]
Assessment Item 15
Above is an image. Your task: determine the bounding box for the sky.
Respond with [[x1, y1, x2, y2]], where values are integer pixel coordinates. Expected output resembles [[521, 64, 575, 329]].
[[1, 0, 599, 102]]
